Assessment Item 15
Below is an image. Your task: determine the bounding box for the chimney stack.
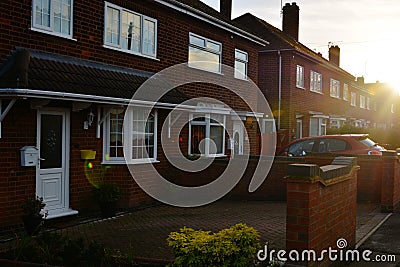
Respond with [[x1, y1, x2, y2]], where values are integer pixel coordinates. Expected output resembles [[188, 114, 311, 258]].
[[329, 45, 340, 66], [282, 2, 299, 41], [220, 0, 232, 20]]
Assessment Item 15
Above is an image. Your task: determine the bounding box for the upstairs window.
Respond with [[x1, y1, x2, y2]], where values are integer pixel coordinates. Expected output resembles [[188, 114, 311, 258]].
[[104, 2, 157, 58], [296, 65, 305, 88], [350, 92, 356, 106], [310, 71, 322, 93], [367, 97, 370, 110], [32, 0, 73, 38], [343, 83, 349, 101], [330, 79, 340, 98], [360, 95, 366, 109], [234, 49, 248, 80], [188, 33, 222, 73]]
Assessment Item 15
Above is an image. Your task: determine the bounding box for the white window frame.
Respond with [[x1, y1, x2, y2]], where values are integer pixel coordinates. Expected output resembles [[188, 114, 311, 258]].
[[330, 78, 340, 98], [188, 33, 222, 74], [366, 97, 370, 110], [350, 92, 357, 106], [234, 49, 248, 80], [31, 0, 74, 39], [360, 95, 366, 109], [102, 107, 158, 164], [343, 83, 349, 101], [188, 113, 226, 157], [103, 2, 157, 58], [310, 71, 322, 93], [309, 116, 327, 136], [296, 65, 305, 88]]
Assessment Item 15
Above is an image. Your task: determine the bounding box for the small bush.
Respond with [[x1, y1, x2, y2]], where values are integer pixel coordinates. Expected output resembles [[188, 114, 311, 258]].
[[167, 223, 261, 267]]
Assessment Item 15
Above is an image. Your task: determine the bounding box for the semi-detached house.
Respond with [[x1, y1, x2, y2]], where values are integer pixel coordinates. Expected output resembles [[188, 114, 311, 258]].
[[0, 0, 269, 227], [235, 3, 377, 149]]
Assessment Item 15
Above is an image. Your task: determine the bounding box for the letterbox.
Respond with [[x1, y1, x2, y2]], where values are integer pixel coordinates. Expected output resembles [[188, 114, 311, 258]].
[[20, 146, 38, 167]]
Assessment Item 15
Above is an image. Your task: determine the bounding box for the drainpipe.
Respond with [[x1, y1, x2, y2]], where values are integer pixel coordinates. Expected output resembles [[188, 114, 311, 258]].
[[278, 50, 282, 130]]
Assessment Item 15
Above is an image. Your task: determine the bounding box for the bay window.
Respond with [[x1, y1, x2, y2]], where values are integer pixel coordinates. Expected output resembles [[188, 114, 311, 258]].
[[103, 107, 157, 164]]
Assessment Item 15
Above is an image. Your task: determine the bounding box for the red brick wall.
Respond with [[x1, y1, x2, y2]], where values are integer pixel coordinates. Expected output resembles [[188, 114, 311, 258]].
[[259, 50, 377, 143], [0, 0, 264, 227], [381, 151, 400, 212], [286, 164, 358, 266]]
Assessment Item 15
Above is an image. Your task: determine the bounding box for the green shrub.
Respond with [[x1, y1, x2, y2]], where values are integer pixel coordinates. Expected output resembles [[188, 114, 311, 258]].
[[167, 223, 261, 267]]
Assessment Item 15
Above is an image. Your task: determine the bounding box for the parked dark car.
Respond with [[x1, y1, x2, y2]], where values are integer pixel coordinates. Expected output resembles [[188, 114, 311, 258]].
[[276, 134, 386, 157]]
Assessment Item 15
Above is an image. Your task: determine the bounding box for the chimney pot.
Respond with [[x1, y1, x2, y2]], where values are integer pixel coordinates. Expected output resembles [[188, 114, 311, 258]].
[[282, 2, 299, 41]]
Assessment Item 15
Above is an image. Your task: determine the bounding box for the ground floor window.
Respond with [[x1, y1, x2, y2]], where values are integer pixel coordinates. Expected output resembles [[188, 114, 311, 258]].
[[189, 113, 225, 157], [103, 107, 157, 164], [309, 117, 326, 136]]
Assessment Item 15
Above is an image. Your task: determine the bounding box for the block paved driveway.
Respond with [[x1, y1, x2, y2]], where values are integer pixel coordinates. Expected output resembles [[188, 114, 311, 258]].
[[54, 200, 383, 261]]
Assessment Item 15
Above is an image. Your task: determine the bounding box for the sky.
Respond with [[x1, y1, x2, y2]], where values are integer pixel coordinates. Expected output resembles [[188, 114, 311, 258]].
[[201, 0, 400, 91]]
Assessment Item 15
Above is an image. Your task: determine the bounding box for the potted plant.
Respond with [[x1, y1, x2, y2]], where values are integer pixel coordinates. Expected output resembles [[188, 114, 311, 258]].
[[21, 196, 46, 235], [93, 183, 122, 218]]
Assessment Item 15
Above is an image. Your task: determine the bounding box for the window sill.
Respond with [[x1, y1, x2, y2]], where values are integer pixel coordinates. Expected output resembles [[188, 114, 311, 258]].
[[330, 95, 340, 99], [30, 27, 77, 41], [310, 90, 323, 95], [187, 64, 223, 75], [102, 159, 160, 165], [296, 86, 305, 89], [103, 45, 160, 61]]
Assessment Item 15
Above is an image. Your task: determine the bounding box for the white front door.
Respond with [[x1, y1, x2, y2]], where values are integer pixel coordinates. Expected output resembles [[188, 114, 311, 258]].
[[36, 109, 76, 219], [233, 122, 244, 156]]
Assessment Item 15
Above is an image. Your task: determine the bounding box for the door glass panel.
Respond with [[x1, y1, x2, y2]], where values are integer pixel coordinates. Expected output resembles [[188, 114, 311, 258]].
[[40, 114, 62, 169]]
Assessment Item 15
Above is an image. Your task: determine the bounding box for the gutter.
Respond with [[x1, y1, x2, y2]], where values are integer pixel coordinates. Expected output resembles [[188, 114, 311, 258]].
[[155, 0, 269, 46], [0, 88, 197, 110]]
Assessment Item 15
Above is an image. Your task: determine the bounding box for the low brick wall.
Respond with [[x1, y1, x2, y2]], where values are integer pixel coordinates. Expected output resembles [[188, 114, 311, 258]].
[[381, 151, 400, 212], [286, 158, 359, 267]]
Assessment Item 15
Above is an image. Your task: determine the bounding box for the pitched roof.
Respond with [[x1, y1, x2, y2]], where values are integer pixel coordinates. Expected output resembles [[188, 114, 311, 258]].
[[157, 0, 268, 46], [234, 13, 354, 78], [0, 48, 189, 105]]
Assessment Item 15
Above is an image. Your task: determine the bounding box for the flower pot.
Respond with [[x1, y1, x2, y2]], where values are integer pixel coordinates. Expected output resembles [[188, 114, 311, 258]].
[[22, 215, 43, 235], [99, 201, 117, 218]]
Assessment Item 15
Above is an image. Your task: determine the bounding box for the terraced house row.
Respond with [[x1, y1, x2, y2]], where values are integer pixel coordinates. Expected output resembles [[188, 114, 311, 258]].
[[0, 0, 394, 227]]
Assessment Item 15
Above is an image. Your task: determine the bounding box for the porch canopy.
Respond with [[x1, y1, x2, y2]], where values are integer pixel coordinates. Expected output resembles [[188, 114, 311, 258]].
[[0, 47, 190, 106]]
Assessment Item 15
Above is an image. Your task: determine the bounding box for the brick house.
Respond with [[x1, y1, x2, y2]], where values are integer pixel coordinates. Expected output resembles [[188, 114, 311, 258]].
[[235, 3, 377, 148], [0, 0, 268, 227]]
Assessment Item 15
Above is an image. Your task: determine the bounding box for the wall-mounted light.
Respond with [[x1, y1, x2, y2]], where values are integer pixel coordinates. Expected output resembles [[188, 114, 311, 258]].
[[84, 110, 95, 130], [87, 110, 94, 126]]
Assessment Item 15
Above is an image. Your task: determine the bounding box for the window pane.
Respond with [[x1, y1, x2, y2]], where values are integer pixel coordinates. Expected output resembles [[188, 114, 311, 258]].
[[132, 109, 155, 159], [191, 125, 205, 154], [106, 7, 120, 45], [310, 118, 318, 136], [188, 46, 220, 72], [207, 40, 221, 52], [36, 0, 51, 27], [189, 35, 205, 47], [210, 125, 223, 154], [143, 19, 155, 55], [288, 140, 314, 156], [110, 113, 124, 158], [235, 60, 246, 79], [235, 50, 247, 61]]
